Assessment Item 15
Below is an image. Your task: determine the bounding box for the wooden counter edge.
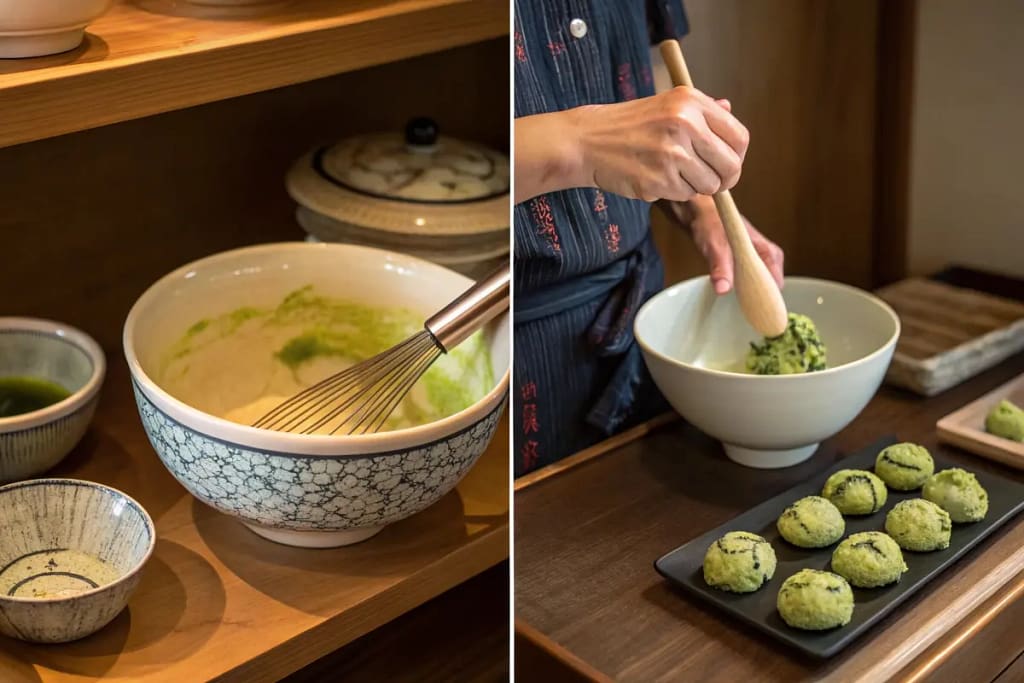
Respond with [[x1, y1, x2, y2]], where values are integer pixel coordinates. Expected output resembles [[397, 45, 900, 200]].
[[514, 414, 679, 491], [514, 619, 613, 683], [219, 523, 510, 683], [894, 569, 1024, 682]]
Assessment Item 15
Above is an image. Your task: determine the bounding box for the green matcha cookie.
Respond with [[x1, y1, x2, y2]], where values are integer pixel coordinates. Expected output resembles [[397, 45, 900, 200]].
[[702, 531, 777, 593], [831, 531, 908, 588], [885, 499, 952, 552], [776, 496, 845, 548], [985, 400, 1024, 442], [875, 442, 935, 491], [746, 313, 826, 375], [923, 468, 989, 523], [776, 569, 854, 631], [821, 469, 888, 515]]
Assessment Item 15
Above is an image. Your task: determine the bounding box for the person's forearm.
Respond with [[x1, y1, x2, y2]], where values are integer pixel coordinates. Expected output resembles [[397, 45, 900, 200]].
[[514, 110, 587, 204]]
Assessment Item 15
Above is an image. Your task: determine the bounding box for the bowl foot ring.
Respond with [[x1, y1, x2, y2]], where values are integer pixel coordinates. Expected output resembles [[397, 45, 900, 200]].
[[242, 522, 385, 548], [0, 28, 86, 59], [723, 443, 819, 469]]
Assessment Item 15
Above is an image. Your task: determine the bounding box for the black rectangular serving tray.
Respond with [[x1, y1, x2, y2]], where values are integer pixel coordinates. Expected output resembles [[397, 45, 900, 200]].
[[654, 436, 1024, 659]]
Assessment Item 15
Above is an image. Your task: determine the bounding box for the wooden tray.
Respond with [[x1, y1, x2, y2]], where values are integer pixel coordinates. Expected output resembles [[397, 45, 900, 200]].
[[0, 360, 509, 682], [876, 278, 1024, 397], [938, 373, 1024, 470]]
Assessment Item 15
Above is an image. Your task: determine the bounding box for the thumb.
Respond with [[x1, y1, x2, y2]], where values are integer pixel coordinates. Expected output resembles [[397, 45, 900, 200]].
[[715, 98, 732, 112]]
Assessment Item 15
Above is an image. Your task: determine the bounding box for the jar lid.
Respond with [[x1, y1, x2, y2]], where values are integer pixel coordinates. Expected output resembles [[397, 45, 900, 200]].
[[287, 118, 510, 237]]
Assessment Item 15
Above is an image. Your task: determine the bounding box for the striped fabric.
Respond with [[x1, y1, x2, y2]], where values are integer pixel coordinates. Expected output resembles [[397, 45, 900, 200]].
[[513, 0, 689, 476]]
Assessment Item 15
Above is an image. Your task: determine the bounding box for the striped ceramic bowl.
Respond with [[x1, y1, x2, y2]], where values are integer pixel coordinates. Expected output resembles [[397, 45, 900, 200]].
[[0, 478, 155, 643], [0, 318, 105, 483]]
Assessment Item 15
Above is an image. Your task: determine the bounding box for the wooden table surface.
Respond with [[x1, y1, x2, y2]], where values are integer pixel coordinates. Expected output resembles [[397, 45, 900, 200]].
[[515, 352, 1024, 682], [0, 359, 509, 682]]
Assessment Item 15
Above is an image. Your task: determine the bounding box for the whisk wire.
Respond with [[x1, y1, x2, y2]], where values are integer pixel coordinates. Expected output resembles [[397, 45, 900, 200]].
[[351, 349, 440, 435], [334, 354, 418, 435], [299, 333, 438, 435], [268, 334, 421, 428], [252, 333, 431, 433], [251, 263, 509, 436]]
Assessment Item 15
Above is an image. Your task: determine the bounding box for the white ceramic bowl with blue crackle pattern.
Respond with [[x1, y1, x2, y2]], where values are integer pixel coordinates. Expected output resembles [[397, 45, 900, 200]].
[[124, 242, 509, 548], [0, 318, 105, 483]]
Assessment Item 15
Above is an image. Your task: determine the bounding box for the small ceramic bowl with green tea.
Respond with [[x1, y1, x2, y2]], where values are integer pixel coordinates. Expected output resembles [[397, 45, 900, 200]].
[[0, 318, 106, 483]]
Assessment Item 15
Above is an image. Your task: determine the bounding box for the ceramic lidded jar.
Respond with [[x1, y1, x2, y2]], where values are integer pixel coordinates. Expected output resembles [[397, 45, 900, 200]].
[[286, 118, 510, 279]]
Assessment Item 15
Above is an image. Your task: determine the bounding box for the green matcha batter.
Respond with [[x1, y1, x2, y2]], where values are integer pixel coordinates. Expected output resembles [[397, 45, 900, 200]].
[[746, 313, 826, 375], [160, 286, 494, 432]]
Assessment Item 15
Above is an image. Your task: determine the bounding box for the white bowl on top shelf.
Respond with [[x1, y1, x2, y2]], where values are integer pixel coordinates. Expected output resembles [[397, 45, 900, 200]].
[[0, 0, 112, 59], [635, 276, 900, 469]]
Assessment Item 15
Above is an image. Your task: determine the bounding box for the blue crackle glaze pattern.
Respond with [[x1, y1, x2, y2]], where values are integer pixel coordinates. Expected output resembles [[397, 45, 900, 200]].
[[133, 387, 504, 531]]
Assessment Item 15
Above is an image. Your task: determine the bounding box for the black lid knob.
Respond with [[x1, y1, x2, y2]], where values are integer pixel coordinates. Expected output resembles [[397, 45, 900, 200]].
[[405, 117, 439, 147]]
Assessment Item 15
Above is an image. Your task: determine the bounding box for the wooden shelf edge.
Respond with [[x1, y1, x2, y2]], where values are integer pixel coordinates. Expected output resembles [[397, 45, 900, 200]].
[[0, 0, 507, 149], [514, 619, 613, 683], [514, 413, 679, 492], [230, 524, 510, 683], [898, 569, 1024, 682]]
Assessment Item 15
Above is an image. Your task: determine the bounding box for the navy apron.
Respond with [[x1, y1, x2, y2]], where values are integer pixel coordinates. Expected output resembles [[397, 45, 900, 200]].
[[513, 0, 689, 476]]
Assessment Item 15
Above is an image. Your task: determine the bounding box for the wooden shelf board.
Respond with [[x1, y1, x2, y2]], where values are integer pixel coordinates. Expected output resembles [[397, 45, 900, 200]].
[[0, 359, 509, 682], [0, 0, 508, 149]]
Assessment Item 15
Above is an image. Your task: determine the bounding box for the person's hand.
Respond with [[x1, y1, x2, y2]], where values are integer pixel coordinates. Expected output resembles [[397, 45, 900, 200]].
[[571, 86, 749, 202], [662, 195, 785, 295]]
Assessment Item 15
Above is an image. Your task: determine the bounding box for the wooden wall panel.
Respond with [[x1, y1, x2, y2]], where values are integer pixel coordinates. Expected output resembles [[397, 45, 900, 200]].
[[653, 0, 881, 289], [0, 38, 508, 353]]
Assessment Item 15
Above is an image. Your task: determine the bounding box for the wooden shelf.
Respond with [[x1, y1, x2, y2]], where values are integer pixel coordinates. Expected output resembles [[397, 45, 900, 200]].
[[0, 0, 508, 149], [0, 359, 509, 682]]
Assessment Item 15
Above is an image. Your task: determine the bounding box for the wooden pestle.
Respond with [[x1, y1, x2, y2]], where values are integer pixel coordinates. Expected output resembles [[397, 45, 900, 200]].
[[659, 39, 789, 338]]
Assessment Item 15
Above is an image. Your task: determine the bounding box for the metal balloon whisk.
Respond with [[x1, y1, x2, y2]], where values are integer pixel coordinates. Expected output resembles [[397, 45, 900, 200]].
[[252, 264, 509, 436]]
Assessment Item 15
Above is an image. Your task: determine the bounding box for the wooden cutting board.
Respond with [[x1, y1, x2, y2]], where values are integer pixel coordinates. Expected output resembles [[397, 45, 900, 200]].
[[938, 373, 1024, 470], [876, 278, 1024, 396]]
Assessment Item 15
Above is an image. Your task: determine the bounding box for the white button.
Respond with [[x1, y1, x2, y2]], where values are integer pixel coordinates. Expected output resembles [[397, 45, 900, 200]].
[[569, 18, 587, 39]]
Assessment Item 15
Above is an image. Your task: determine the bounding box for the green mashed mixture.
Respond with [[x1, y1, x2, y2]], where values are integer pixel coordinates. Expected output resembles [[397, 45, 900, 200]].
[[160, 286, 494, 432], [746, 313, 827, 375], [985, 399, 1024, 442]]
